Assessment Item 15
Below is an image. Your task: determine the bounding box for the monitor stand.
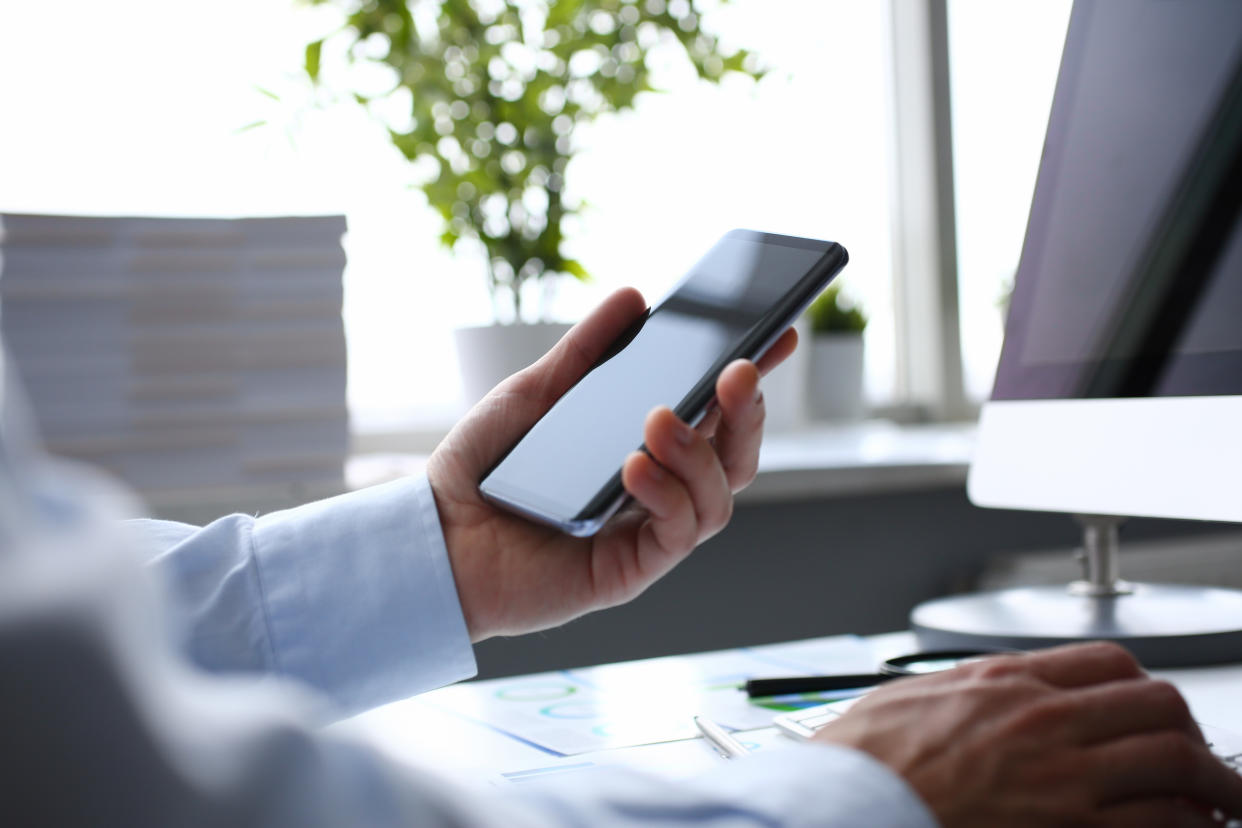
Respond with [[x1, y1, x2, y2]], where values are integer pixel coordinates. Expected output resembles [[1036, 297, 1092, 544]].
[[910, 515, 1242, 667]]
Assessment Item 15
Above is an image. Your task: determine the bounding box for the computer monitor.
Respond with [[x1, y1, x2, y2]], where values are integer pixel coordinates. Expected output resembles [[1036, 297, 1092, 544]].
[[912, 0, 1242, 666]]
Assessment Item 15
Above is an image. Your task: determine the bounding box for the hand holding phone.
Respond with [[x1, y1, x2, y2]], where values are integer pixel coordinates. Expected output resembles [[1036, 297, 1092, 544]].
[[479, 230, 849, 536], [426, 288, 799, 641]]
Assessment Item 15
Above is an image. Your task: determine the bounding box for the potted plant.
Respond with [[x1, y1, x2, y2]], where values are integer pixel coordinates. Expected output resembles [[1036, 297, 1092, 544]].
[[301, 0, 761, 404], [805, 283, 867, 421]]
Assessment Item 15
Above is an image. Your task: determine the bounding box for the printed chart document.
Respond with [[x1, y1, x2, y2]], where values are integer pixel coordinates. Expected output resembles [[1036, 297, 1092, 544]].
[[419, 635, 875, 756], [495, 725, 796, 787], [339, 631, 1242, 789]]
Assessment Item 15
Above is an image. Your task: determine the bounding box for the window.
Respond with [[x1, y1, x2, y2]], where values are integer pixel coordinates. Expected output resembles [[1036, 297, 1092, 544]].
[[1, 0, 901, 439]]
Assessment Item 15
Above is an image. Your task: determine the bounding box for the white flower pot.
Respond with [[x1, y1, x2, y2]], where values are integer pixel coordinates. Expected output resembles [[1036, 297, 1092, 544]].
[[807, 333, 865, 421], [760, 318, 809, 432], [454, 322, 573, 407]]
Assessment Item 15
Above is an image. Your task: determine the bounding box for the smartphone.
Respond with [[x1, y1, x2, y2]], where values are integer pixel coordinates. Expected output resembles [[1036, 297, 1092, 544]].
[[479, 230, 849, 536]]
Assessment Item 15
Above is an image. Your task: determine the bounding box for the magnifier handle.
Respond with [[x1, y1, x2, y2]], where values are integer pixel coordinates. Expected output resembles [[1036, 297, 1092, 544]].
[[743, 673, 895, 698]]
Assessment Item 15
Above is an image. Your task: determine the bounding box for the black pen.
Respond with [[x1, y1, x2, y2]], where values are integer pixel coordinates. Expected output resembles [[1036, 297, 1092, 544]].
[[743, 673, 899, 698]]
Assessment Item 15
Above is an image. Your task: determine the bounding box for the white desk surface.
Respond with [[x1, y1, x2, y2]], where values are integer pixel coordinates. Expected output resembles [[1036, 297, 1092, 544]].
[[333, 631, 1242, 788]]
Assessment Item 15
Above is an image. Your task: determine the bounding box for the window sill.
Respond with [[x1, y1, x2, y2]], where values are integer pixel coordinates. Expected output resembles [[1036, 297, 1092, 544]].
[[345, 419, 976, 505], [136, 420, 974, 524], [740, 420, 974, 503]]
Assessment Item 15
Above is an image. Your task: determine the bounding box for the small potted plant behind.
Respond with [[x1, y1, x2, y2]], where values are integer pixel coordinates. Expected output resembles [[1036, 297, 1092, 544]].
[[805, 283, 867, 421], [300, 0, 761, 405]]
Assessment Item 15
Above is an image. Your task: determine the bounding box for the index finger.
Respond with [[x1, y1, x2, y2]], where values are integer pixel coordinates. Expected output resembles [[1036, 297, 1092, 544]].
[[710, 328, 799, 491], [711, 359, 766, 492], [755, 327, 799, 378], [961, 642, 1145, 689], [1024, 642, 1146, 687]]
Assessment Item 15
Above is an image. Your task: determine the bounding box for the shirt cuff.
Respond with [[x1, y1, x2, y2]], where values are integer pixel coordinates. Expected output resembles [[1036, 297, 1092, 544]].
[[251, 475, 477, 717]]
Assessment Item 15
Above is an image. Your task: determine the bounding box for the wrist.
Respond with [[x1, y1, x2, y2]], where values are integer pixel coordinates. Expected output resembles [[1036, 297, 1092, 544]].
[[425, 470, 491, 643]]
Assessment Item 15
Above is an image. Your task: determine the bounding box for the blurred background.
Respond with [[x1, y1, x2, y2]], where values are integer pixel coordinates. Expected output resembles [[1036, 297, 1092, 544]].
[[8, 0, 1235, 677], [0, 0, 1067, 432]]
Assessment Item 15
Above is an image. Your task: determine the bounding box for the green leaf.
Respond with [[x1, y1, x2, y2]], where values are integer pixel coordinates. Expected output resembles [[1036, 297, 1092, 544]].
[[295, 0, 764, 321], [807, 284, 868, 334], [305, 39, 323, 82], [233, 120, 268, 133], [562, 259, 591, 282]]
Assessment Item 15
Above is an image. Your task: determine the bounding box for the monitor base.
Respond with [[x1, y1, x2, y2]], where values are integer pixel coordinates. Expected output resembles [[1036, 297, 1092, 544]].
[[911, 583, 1242, 667]]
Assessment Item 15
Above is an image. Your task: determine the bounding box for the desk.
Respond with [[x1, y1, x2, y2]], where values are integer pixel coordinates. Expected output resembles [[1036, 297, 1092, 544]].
[[333, 632, 1242, 787]]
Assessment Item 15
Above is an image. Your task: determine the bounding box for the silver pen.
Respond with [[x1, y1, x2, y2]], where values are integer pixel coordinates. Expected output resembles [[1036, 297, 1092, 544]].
[[693, 715, 751, 759]]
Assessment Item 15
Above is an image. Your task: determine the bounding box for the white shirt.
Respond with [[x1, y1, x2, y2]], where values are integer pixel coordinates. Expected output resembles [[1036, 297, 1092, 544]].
[[2, 470, 938, 827]]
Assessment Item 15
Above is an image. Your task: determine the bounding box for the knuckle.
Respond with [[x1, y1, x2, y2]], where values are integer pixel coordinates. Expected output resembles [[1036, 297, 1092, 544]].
[[1143, 679, 1190, 717], [700, 497, 733, 540], [669, 513, 699, 554], [956, 672, 1040, 711], [1005, 694, 1072, 735], [971, 654, 1028, 681], [1004, 705, 1051, 737], [751, 395, 767, 428], [727, 460, 758, 491], [1153, 731, 1199, 779], [1086, 641, 1142, 674]]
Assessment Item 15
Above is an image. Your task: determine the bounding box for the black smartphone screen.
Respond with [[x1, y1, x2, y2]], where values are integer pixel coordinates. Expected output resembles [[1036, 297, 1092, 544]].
[[479, 230, 847, 534]]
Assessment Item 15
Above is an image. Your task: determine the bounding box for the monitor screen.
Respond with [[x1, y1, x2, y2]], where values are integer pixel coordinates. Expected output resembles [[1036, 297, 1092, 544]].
[[994, 0, 1242, 402], [934, 0, 1242, 663], [969, 0, 1242, 524]]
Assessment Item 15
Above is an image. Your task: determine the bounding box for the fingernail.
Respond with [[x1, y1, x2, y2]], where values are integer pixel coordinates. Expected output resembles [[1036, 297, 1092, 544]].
[[674, 417, 694, 446]]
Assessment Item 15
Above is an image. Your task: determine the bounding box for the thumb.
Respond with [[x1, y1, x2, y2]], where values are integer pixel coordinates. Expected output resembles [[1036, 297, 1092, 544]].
[[505, 286, 647, 409], [448, 287, 648, 475]]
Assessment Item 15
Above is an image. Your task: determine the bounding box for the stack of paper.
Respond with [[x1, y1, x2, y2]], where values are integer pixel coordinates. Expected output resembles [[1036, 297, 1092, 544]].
[[0, 213, 349, 496]]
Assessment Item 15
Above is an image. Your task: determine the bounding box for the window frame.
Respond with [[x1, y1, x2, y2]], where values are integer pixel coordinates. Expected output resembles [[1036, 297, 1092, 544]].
[[883, 0, 972, 423]]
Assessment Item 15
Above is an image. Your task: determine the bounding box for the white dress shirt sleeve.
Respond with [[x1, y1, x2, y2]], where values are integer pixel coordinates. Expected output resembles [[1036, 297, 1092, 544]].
[[102, 475, 939, 827], [133, 475, 477, 717]]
